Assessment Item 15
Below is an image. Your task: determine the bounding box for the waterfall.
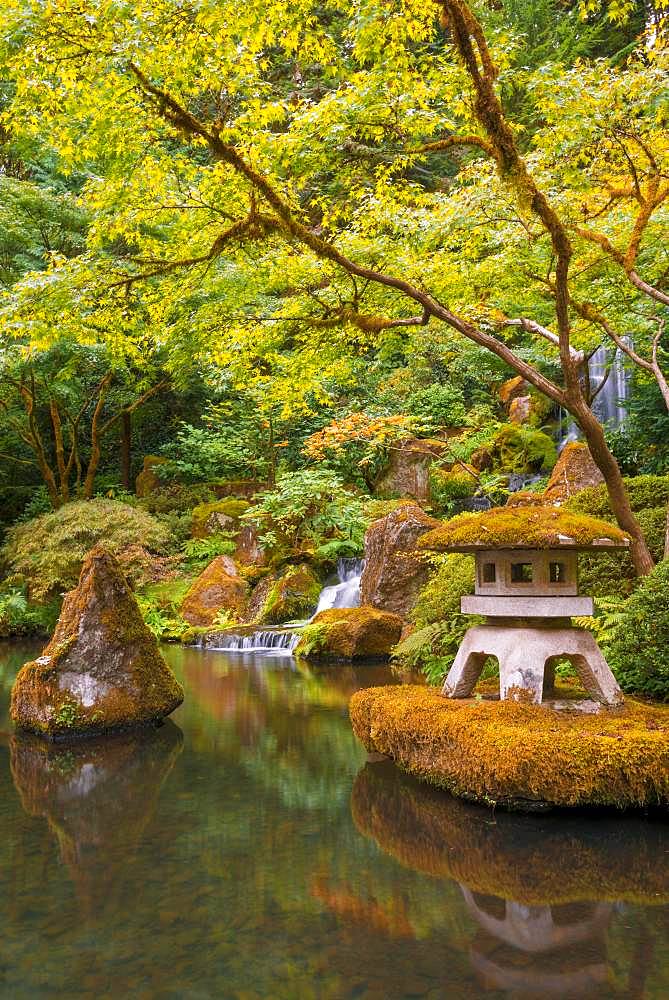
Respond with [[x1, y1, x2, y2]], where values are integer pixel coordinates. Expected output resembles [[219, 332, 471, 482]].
[[199, 557, 364, 655], [312, 557, 364, 616], [590, 342, 631, 426], [558, 342, 632, 451]]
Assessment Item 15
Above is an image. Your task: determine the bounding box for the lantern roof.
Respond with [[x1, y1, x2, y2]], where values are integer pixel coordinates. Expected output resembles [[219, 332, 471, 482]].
[[419, 504, 630, 553]]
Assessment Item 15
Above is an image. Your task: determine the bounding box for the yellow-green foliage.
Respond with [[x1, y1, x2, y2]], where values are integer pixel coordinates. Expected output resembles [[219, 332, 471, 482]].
[[1, 499, 171, 600], [428, 466, 477, 512], [349, 685, 669, 810], [350, 764, 669, 905], [566, 475, 669, 518], [420, 505, 629, 551]]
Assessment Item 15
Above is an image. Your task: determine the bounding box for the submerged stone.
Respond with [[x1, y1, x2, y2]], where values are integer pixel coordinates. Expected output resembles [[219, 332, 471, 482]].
[[11, 547, 184, 739]]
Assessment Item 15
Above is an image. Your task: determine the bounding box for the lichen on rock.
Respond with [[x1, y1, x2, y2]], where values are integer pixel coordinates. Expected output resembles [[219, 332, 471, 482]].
[[360, 502, 440, 618], [11, 546, 184, 739]]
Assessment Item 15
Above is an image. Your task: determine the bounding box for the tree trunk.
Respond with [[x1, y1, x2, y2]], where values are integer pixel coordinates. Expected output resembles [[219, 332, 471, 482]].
[[121, 411, 132, 490], [577, 406, 654, 575]]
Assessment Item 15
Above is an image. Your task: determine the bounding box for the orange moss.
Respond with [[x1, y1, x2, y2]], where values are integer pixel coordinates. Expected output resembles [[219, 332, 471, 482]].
[[419, 504, 629, 551], [180, 555, 248, 625], [349, 685, 669, 811], [11, 547, 183, 738]]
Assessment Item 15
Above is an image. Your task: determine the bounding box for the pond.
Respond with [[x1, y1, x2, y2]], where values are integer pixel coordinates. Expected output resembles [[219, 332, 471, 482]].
[[0, 641, 667, 999]]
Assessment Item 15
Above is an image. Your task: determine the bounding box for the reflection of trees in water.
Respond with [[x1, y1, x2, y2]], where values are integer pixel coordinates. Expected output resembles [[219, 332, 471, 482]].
[[352, 760, 669, 998]]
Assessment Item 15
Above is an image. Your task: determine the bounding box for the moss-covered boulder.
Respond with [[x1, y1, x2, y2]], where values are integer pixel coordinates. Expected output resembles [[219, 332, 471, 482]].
[[191, 498, 250, 539], [135, 456, 168, 498], [180, 555, 248, 626], [247, 563, 321, 625], [11, 547, 184, 739], [349, 685, 669, 811], [544, 442, 604, 502], [360, 503, 440, 618], [296, 606, 403, 661]]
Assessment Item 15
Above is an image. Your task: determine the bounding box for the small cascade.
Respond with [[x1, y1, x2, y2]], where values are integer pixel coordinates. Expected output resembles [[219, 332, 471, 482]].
[[199, 558, 365, 656], [203, 629, 301, 654], [312, 557, 364, 616]]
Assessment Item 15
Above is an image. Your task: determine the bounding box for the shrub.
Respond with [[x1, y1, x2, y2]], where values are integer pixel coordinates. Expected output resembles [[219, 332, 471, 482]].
[[490, 424, 557, 474], [405, 384, 467, 431], [138, 483, 216, 515], [393, 554, 477, 684], [429, 466, 478, 514], [607, 560, 669, 701], [2, 498, 171, 600], [244, 469, 367, 558], [565, 475, 669, 518]]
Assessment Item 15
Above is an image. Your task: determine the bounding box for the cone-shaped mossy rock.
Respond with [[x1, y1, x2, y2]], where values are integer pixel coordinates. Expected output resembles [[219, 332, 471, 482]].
[[11, 546, 184, 739]]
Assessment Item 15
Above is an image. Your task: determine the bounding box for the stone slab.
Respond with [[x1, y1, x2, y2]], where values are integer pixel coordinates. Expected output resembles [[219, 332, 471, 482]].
[[461, 595, 594, 617]]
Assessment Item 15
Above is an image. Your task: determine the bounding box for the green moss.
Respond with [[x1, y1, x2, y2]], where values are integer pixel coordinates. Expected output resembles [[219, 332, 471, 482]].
[[420, 504, 629, 551], [191, 499, 250, 538], [255, 563, 321, 625], [490, 424, 557, 474], [295, 607, 403, 660], [349, 685, 669, 811]]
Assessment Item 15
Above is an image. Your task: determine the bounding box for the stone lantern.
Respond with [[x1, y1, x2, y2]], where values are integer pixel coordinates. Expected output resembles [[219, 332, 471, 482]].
[[419, 505, 629, 707]]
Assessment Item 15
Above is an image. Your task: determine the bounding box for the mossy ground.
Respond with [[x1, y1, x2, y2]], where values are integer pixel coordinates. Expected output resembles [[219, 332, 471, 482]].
[[349, 685, 669, 811]]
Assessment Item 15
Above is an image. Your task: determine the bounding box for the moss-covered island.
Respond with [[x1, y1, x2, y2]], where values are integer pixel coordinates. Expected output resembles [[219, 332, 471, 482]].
[[349, 685, 669, 812]]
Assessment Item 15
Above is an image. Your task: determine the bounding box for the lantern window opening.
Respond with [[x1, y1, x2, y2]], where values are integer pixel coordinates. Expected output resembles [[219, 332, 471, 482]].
[[481, 562, 496, 584], [549, 561, 568, 584], [510, 562, 533, 584]]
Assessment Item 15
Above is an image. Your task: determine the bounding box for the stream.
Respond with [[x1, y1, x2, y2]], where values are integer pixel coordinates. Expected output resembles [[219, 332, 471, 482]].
[[0, 640, 667, 999]]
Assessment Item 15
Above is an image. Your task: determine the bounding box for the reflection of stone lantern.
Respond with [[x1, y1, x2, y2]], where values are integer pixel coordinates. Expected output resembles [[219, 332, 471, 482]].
[[462, 890, 613, 997], [419, 505, 629, 706]]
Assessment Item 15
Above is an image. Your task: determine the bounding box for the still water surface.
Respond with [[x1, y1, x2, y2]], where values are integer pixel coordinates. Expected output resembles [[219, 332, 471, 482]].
[[0, 641, 667, 999]]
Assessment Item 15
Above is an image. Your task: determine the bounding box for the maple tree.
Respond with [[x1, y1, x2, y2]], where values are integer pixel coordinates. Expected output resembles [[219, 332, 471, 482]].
[[0, 0, 666, 570]]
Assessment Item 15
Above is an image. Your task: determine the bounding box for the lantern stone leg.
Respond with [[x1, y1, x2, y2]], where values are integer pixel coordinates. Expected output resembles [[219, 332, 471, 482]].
[[443, 623, 624, 707]]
